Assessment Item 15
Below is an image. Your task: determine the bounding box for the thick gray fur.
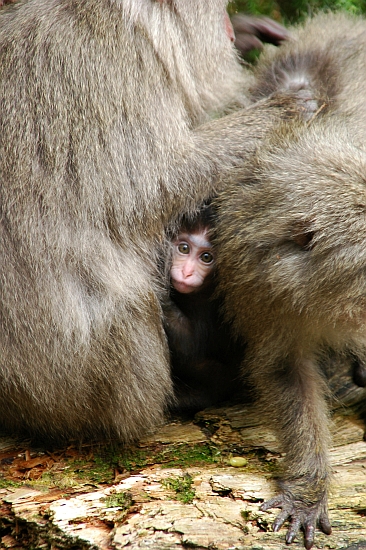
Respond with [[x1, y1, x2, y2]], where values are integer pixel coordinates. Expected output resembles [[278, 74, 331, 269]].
[[0, 0, 301, 442], [215, 11, 366, 549]]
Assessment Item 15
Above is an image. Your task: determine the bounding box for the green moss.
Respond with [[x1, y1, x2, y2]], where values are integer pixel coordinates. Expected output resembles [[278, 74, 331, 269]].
[[117, 442, 221, 472], [159, 443, 221, 468], [0, 442, 222, 491], [37, 470, 81, 489], [241, 509, 251, 521], [116, 448, 152, 471], [102, 491, 133, 510], [68, 457, 114, 484], [0, 478, 21, 489], [162, 474, 195, 504]]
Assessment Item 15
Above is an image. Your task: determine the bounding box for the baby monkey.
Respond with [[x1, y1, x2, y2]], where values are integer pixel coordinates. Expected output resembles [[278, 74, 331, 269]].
[[170, 210, 215, 296], [163, 206, 245, 412]]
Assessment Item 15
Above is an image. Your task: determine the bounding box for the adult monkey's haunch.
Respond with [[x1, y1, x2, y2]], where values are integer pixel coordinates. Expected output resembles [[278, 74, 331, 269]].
[[215, 11, 366, 550], [0, 0, 299, 442]]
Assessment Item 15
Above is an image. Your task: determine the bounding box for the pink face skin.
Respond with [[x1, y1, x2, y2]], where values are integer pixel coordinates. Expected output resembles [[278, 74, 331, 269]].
[[170, 230, 215, 294]]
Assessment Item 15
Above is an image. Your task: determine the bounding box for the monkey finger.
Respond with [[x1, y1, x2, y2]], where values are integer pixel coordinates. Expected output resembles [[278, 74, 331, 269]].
[[235, 34, 264, 56], [231, 15, 290, 46], [252, 16, 291, 44], [260, 494, 285, 511], [304, 522, 315, 550], [273, 510, 291, 532], [285, 517, 301, 543], [318, 513, 332, 535]]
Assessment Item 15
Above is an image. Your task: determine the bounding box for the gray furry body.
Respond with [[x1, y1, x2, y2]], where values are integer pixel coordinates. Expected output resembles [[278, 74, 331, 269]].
[[214, 11, 366, 549], [0, 0, 301, 441]]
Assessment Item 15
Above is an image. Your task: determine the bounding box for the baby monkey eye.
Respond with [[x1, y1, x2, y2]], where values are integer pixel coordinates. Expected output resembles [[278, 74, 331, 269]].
[[200, 251, 214, 264], [177, 242, 190, 254]]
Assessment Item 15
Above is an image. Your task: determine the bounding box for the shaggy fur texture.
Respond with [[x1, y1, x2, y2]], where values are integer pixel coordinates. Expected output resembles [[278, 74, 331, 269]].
[[214, 12, 366, 549], [0, 0, 299, 442]]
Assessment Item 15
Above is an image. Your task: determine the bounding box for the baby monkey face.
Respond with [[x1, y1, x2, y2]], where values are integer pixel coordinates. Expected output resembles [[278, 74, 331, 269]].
[[170, 230, 215, 294]]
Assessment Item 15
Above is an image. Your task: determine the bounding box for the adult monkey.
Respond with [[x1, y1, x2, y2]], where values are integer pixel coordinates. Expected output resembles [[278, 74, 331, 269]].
[[0, 0, 298, 442], [214, 11, 366, 550]]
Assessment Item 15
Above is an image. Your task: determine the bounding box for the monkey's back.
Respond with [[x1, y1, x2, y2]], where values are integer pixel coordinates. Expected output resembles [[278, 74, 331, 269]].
[[215, 117, 366, 360], [251, 12, 366, 138], [0, 0, 250, 441]]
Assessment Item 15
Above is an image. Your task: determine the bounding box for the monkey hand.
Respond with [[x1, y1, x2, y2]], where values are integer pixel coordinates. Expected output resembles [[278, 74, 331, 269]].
[[260, 491, 331, 549], [162, 296, 193, 350], [231, 14, 290, 57], [265, 88, 321, 122]]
